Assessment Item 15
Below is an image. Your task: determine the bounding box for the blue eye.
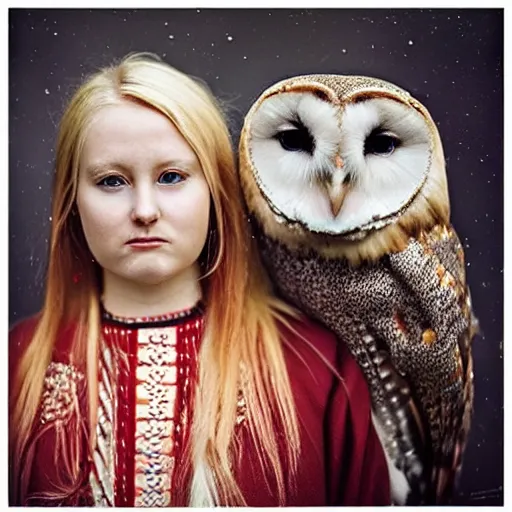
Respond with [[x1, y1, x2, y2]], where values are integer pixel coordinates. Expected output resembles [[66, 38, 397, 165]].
[[97, 175, 126, 188], [159, 171, 185, 185]]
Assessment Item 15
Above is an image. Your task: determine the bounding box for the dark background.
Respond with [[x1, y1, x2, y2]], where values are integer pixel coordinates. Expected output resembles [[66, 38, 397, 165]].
[[8, 8, 503, 505]]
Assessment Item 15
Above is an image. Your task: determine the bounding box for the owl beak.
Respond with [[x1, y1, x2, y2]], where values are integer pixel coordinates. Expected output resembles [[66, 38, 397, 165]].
[[327, 182, 348, 218], [326, 155, 348, 218]]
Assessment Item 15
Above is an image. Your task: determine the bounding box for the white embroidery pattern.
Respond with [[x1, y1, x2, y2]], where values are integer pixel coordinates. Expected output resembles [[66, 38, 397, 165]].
[[40, 362, 84, 425]]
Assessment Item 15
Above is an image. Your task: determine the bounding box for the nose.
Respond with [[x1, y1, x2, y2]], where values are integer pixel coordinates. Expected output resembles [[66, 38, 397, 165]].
[[131, 185, 161, 225]]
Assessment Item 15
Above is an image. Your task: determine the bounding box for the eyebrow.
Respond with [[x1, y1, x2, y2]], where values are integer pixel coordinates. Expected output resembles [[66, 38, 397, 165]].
[[84, 162, 130, 179], [83, 158, 200, 179], [158, 159, 200, 172]]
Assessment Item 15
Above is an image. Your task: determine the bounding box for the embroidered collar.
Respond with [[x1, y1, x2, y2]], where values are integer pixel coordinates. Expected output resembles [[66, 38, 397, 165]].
[[100, 300, 204, 328]]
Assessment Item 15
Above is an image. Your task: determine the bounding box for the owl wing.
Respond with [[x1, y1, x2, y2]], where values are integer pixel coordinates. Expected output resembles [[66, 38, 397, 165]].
[[385, 224, 476, 504], [255, 222, 475, 505]]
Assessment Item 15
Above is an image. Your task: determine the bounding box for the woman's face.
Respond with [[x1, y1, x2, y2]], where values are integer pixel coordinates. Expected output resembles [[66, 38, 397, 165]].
[[76, 99, 211, 287]]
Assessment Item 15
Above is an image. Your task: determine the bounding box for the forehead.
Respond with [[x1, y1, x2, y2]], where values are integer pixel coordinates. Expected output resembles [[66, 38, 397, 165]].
[[80, 100, 198, 164]]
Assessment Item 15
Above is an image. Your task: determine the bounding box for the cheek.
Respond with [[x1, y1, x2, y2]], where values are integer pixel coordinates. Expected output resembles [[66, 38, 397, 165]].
[[76, 188, 127, 255], [162, 184, 211, 246]]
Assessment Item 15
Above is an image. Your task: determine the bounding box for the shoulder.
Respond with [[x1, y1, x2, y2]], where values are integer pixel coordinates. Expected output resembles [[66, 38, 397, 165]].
[[10, 314, 41, 340], [279, 312, 338, 362], [9, 314, 80, 374], [9, 315, 42, 413], [9, 315, 41, 371], [10, 314, 86, 425], [277, 313, 371, 408], [279, 313, 368, 386]]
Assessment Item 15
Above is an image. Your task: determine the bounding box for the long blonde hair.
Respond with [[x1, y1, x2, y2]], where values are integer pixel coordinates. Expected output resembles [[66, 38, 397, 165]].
[[10, 52, 300, 505]]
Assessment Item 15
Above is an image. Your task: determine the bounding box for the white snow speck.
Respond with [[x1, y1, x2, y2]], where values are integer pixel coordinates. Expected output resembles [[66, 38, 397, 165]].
[[243, 56, 247, 59], [169, 35, 174, 39], [54, 32, 58, 36], [342, 49, 347, 53], [164, 22, 168, 26], [227, 35, 233, 41], [45, 88, 50, 95], [408, 40, 413, 45]]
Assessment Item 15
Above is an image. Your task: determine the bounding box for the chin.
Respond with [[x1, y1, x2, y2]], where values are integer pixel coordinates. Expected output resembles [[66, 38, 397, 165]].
[[130, 273, 173, 286], [121, 258, 200, 287], [125, 266, 182, 286]]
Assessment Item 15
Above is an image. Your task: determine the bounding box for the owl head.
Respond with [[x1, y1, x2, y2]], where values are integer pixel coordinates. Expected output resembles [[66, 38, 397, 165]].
[[239, 74, 450, 264]]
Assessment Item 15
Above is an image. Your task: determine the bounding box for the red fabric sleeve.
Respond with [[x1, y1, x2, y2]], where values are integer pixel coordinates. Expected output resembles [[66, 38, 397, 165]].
[[22, 410, 92, 506], [9, 316, 40, 505], [279, 314, 391, 506], [9, 316, 91, 506], [325, 338, 391, 505]]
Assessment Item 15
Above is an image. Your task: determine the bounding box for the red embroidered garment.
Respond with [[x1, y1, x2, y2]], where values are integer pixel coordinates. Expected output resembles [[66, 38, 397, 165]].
[[91, 305, 204, 506], [9, 306, 390, 506]]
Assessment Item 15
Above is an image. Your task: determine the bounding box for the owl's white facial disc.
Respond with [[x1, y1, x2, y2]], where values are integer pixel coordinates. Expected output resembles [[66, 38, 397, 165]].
[[249, 92, 341, 227], [248, 92, 432, 235]]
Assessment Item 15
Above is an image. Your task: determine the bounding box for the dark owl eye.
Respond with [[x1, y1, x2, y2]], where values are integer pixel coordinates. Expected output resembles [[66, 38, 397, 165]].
[[275, 127, 315, 154], [364, 130, 400, 156]]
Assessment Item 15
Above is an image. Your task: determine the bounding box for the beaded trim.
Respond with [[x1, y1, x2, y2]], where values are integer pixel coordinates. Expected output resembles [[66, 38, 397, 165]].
[[134, 327, 180, 507], [101, 301, 204, 328], [39, 362, 84, 425]]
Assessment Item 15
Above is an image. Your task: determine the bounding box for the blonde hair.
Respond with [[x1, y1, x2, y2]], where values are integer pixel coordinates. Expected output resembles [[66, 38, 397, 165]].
[[10, 52, 300, 505]]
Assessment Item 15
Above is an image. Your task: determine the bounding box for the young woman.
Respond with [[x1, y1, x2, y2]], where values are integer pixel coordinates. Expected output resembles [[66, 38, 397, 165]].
[[9, 52, 390, 507]]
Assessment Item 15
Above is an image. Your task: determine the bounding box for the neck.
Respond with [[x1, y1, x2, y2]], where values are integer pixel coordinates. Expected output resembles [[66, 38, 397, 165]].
[[102, 264, 203, 318]]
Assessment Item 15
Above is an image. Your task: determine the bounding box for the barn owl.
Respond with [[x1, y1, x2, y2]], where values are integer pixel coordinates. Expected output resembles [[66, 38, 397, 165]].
[[238, 74, 477, 505]]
